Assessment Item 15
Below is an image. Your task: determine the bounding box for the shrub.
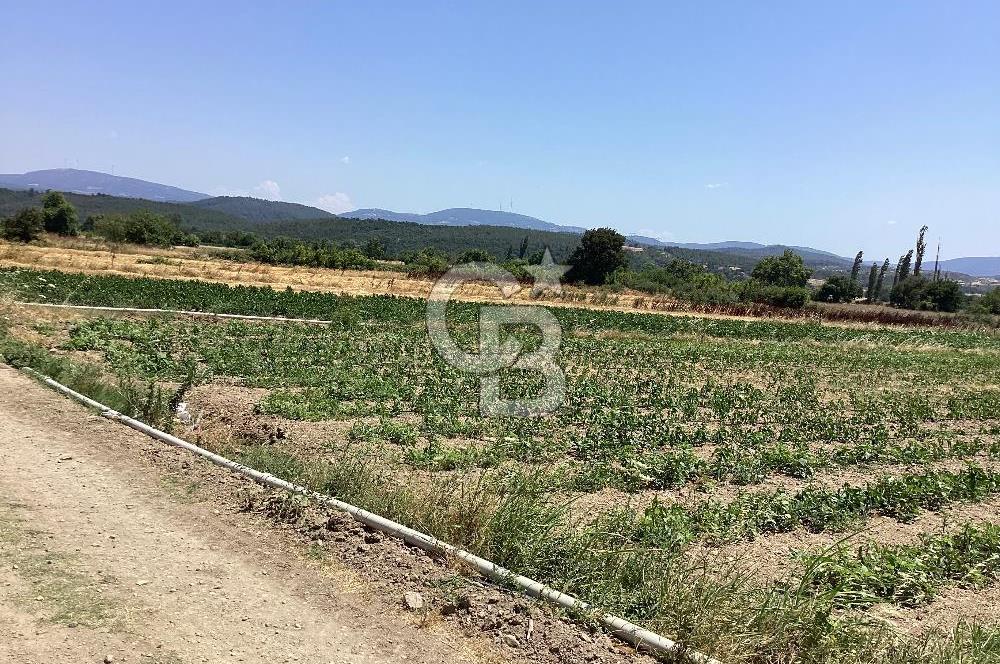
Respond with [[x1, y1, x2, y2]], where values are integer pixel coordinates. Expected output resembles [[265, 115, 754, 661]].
[[248, 237, 374, 269], [93, 210, 192, 247], [2, 207, 45, 243], [404, 248, 450, 276], [813, 275, 861, 303], [41, 191, 80, 236], [891, 276, 965, 312], [738, 281, 811, 308], [615, 260, 737, 305]]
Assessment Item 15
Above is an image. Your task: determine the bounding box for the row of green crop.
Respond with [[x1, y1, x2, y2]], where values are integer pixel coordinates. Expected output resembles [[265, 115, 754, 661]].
[[803, 522, 1000, 608], [4, 266, 1000, 349], [634, 466, 1000, 546], [55, 315, 1000, 493]]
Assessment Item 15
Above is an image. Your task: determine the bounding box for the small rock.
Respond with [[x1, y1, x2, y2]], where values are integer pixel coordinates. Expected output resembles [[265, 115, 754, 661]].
[[403, 591, 424, 611], [364, 533, 382, 544], [502, 634, 519, 648], [456, 595, 473, 610], [104, 656, 114, 664]]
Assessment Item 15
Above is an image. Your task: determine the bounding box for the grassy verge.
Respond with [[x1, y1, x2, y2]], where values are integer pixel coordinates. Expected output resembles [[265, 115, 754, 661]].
[[803, 523, 1000, 608], [0, 335, 175, 430]]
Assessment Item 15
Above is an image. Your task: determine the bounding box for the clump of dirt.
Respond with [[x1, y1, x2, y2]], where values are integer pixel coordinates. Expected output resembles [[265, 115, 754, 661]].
[[237, 485, 658, 664]]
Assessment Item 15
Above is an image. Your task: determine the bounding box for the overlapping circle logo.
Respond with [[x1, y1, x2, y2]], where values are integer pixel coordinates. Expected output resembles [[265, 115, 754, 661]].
[[425, 250, 567, 417]]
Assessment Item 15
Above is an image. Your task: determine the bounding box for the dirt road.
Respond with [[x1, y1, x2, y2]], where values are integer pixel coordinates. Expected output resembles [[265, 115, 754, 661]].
[[0, 365, 489, 664]]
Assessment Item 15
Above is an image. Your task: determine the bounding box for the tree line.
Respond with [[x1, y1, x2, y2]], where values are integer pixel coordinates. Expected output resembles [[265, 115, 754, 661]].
[[812, 225, 966, 312], [2, 196, 996, 316]]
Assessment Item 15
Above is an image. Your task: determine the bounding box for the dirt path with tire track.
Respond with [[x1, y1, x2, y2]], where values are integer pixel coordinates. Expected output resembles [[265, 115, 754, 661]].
[[0, 364, 489, 664]]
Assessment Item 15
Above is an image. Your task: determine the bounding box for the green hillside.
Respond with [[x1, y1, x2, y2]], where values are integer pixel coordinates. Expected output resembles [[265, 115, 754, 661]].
[[0, 188, 241, 231], [190, 196, 336, 222], [0, 187, 776, 274]]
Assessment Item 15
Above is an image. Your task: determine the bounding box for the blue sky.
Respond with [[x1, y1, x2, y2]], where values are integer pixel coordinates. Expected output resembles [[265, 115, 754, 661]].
[[2, 1, 998, 258]]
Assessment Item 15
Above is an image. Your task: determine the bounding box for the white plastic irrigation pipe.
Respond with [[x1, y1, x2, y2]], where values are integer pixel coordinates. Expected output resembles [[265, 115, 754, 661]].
[[22, 366, 721, 664], [15, 301, 335, 325]]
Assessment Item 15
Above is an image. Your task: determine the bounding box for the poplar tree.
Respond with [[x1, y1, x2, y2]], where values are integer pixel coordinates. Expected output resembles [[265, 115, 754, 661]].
[[914, 225, 929, 276], [875, 258, 889, 300], [898, 250, 914, 282], [850, 250, 864, 285], [866, 262, 878, 302]]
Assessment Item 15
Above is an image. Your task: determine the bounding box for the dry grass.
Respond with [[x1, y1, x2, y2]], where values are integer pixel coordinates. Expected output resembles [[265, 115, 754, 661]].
[[0, 239, 854, 327]]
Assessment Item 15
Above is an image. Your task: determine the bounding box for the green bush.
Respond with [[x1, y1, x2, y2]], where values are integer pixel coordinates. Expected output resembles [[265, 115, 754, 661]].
[[92, 210, 194, 247], [737, 250, 813, 308], [2, 207, 45, 243], [968, 287, 1000, 316], [750, 249, 811, 288], [891, 276, 964, 312], [813, 275, 861, 303], [738, 280, 811, 308], [403, 248, 450, 276], [41, 191, 80, 236], [248, 237, 374, 270], [615, 259, 737, 304]]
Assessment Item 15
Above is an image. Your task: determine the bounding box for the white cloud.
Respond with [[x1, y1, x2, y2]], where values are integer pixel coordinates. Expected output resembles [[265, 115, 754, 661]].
[[704, 182, 727, 189], [254, 180, 282, 200], [887, 219, 898, 225], [340, 156, 351, 165], [314, 192, 354, 214], [632, 228, 676, 242]]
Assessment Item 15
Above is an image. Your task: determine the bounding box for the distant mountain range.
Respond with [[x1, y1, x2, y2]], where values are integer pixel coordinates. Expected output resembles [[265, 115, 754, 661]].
[[627, 237, 850, 265], [343, 207, 588, 233], [1, 168, 994, 275], [937, 257, 1000, 278], [0, 169, 207, 202]]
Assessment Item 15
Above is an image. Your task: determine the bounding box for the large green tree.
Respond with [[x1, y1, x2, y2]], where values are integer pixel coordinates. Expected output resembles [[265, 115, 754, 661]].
[[565, 227, 627, 285], [750, 249, 812, 287], [2, 207, 45, 242], [41, 191, 80, 236]]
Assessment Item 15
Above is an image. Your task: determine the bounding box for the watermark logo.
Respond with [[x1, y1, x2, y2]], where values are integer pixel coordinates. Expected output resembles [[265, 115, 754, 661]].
[[426, 249, 567, 417]]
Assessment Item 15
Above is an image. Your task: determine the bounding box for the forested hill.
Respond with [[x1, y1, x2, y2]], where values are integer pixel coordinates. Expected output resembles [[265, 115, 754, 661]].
[[0, 187, 868, 275], [343, 207, 587, 233], [190, 196, 336, 222], [0, 187, 583, 261], [0, 188, 239, 229]]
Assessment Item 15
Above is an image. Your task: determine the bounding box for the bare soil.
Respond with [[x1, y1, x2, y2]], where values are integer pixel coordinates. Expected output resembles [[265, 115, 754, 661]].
[[0, 365, 654, 664]]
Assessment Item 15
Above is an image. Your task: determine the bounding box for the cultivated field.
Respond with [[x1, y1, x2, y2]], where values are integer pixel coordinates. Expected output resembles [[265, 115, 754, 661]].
[[3, 238, 982, 328], [3, 266, 1000, 663]]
